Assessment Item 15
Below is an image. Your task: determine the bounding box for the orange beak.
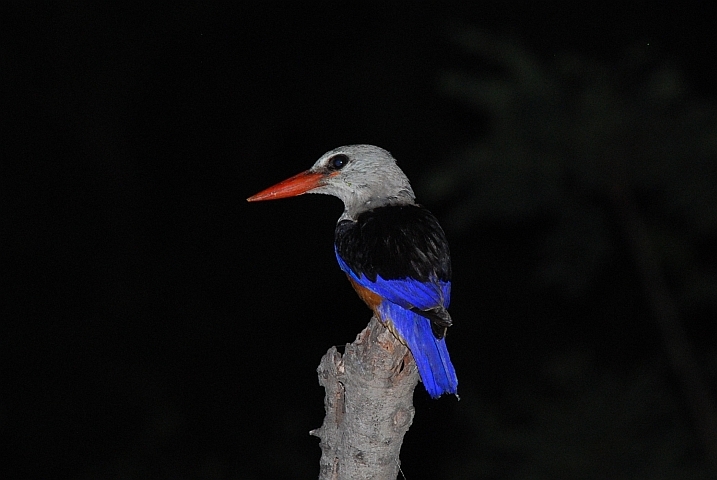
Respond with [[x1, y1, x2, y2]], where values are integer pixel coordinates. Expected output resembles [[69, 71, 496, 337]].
[[247, 170, 325, 202]]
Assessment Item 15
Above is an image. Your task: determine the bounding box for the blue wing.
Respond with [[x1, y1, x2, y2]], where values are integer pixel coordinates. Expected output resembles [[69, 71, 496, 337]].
[[335, 250, 451, 311], [336, 249, 458, 398]]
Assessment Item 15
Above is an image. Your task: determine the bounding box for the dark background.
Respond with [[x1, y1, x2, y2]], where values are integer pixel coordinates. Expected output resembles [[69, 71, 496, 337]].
[[3, 2, 716, 479]]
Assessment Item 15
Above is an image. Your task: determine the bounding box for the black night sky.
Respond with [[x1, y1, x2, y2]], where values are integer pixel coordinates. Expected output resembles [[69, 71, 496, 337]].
[[4, 2, 716, 479]]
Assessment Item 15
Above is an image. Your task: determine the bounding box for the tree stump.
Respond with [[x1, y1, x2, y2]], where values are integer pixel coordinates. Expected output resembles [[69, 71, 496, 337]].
[[311, 316, 419, 480]]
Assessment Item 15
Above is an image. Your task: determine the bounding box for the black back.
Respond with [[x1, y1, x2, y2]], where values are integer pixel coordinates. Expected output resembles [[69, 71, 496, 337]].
[[335, 204, 451, 283]]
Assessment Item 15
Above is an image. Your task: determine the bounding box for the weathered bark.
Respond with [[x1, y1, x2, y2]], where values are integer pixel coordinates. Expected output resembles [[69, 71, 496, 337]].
[[310, 316, 419, 480]]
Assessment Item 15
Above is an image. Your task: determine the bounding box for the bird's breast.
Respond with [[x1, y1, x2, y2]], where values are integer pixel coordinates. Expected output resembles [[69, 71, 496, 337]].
[[347, 276, 383, 311]]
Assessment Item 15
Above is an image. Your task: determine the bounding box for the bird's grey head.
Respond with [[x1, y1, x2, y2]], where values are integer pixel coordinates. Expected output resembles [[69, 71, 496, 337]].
[[307, 145, 416, 220], [246, 144, 416, 221]]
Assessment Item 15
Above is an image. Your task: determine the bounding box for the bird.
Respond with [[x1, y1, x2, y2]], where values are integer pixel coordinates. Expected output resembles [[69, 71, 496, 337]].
[[247, 145, 458, 398]]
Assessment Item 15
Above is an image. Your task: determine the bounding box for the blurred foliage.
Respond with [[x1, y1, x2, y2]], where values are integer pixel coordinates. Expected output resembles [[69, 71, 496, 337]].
[[448, 351, 711, 480], [426, 28, 717, 299], [421, 28, 717, 478]]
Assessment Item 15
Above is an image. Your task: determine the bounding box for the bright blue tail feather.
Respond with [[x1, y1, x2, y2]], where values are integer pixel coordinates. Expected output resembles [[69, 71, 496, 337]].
[[378, 301, 458, 398], [335, 250, 458, 398]]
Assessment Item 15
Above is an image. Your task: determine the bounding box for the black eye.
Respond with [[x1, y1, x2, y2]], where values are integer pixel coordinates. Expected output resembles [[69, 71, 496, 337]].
[[328, 154, 348, 171]]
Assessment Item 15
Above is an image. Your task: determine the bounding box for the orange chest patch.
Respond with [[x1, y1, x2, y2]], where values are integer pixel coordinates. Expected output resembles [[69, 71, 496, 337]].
[[347, 276, 383, 312]]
